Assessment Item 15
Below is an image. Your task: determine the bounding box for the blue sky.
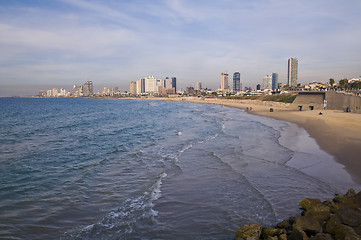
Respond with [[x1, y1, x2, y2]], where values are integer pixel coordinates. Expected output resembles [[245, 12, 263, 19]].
[[0, 0, 360, 96]]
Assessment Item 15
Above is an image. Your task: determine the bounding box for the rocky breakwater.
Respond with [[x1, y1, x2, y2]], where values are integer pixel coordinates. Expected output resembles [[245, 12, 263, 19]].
[[236, 189, 361, 240]]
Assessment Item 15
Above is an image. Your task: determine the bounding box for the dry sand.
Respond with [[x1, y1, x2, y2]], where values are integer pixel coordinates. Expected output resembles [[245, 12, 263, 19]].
[[179, 97, 361, 184]]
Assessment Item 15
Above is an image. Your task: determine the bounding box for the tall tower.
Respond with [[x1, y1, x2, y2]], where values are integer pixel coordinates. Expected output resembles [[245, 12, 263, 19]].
[[171, 77, 177, 92], [195, 82, 202, 91], [129, 81, 137, 95], [233, 72, 241, 92], [82, 81, 93, 96], [263, 75, 272, 89], [288, 58, 298, 87], [272, 73, 278, 90], [221, 72, 229, 91]]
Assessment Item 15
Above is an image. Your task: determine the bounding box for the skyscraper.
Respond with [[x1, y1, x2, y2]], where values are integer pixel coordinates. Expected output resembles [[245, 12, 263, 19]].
[[145, 75, 158, 93], [233, 72, 241, 92], [195, 82, 202, 91], [82, 81, 93, 96], [129, 81, 137, 95], [272, 73, 278, 90], [164, 77, 172, 89], [288, 58, 298, 87], [136, 78, 145, 94], [221, 72, 229, 91], [263, 75, 272, 89], [171, 77, 177, 92]]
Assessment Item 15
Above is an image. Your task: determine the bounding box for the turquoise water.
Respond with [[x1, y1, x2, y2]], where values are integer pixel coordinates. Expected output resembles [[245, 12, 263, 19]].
[[0, 98, 356, 239]]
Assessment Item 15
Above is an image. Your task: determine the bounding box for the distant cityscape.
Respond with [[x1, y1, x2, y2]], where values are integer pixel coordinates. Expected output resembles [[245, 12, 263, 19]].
[[38, 57, 361, 98]]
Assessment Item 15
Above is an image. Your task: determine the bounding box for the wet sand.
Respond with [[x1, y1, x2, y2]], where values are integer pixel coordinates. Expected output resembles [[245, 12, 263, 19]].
[[179, 97, 361, 184]]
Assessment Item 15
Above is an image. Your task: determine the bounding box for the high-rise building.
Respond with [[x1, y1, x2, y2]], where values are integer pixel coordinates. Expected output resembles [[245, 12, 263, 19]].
[[129, 81, 137, 95], [195, 82, 202, 91], [256, 84, 261, 90], [103, 87, 110, 95], [59, 88, 67, 97], [263, 75, 272, 89], [164, 77, 172, 89], [272, 73, 278, 90], [221, 72, 229, 91], [145, 75, 159, 93], [52, 88, 58, 97], [233, 72, 241, 92], [288, 58, 298, 87], [83, 81, 93, 96], [171, 77, 177, 92], [136, 78, 145, 94]]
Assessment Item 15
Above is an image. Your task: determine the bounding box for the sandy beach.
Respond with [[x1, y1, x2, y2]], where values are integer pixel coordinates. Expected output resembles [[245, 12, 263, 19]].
[[177, 97, 361, 184]]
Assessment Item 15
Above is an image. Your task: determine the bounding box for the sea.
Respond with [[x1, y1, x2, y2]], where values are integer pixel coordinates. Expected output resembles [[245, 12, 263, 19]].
[[0, 97, 359, 240]]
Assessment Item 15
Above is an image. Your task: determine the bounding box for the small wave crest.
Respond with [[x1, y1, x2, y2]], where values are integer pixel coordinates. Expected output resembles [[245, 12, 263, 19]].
[[70, 172, 167, 239]]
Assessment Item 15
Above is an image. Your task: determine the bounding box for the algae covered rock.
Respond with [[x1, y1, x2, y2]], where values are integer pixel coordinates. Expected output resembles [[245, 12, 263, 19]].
[[305, 210, 331, 227], [234, 189, 361, 240], [276, 220, 290, 230], [299, 198, 329, 212], [236, 224, 262, 240], [261, 227, 286, 239], [294, 216, 322, 236], [288, 228, 308, 240], [335, 208, 361, 227], [309, 233, 333, 240], [326, 215, 361, 240]]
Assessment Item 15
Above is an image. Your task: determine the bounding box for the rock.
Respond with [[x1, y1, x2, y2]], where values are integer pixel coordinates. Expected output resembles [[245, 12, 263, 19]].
[[345, 188, 356, 197], [264, 236, 277, 240], [331, 193, 358, 214], [304, 210, 331, 227], [236, 224, 262, 240], [288, 228, 309, 240], [299, 199, 329, 212], [322, 200, 333, 208], [355, 191, 361, 207], [234, 190, 361, 240], [355, 225, 361, 236], [333, 193, 355, 206], [326, 215, 340, 236], [336, 208, 361, 227], [276, 220, 290, 230], [334, 224, 361, 240], [309, 233, 333, 240], [294, 216, 322, 236], [279, 233, 287, 240], [326, 215, 361, 240], [261, 227, 286, 239]]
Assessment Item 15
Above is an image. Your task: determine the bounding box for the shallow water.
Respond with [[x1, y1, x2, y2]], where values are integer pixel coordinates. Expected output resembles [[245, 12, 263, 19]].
[[0, 98, 358, 239]]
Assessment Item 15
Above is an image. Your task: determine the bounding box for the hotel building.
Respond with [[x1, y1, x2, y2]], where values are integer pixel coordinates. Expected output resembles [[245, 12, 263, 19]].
[[221, 73, 229, 91], [288, 58, 298, 87]]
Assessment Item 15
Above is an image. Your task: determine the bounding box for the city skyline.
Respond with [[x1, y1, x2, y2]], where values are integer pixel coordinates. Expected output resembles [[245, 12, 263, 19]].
[[1, 0, 361, 96]]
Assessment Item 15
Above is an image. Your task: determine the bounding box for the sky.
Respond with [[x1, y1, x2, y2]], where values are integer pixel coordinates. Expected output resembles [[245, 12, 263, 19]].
[[0, 0, 360, 96]]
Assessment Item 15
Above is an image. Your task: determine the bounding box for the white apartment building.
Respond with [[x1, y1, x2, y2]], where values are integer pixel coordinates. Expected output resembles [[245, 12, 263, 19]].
[[263, 75, 272, 89]]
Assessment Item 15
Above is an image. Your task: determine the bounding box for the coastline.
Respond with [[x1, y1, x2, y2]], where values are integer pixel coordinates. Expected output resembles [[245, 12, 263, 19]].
[[175, 97, 361, 185]]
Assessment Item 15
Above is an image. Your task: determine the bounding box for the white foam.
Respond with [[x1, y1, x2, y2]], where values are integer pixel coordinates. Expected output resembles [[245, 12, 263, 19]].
[[150, 172, 167, 201], [179, 144, 193, 153]]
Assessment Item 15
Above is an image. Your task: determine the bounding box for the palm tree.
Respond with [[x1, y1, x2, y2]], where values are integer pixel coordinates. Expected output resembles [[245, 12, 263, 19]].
[[329, 78, 335, 87]]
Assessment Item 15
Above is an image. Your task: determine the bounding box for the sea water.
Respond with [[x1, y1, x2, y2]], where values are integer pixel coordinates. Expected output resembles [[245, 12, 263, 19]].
[[0, 98, 359, 240]]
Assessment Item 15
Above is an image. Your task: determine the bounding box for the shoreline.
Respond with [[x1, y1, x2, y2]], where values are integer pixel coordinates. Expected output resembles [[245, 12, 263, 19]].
[[175, 97, 361, 185]]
